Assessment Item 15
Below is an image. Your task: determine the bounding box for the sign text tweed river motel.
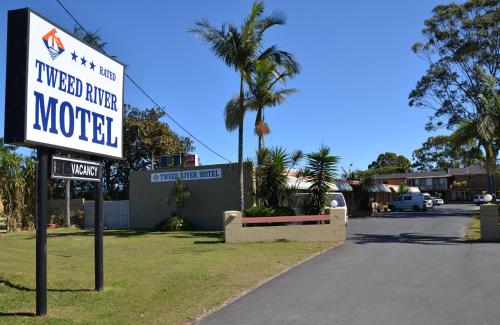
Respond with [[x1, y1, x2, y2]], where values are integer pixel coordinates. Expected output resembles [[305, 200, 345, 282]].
[[5, 9, 123, 158], [4, 8, 124, 316]]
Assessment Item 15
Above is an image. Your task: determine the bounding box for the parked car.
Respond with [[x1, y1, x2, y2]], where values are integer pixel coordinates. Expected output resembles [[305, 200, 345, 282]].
[[473, 195, 486, 205], [327, 192, 348, 225], [290, 192, 348, 225], [388, 193, 433, 212], [431, 197, 444, 206]]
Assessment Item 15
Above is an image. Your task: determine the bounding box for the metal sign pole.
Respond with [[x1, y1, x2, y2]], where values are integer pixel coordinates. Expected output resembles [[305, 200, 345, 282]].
[[36, 148, 48, 316], [94, 161, 104, 291]]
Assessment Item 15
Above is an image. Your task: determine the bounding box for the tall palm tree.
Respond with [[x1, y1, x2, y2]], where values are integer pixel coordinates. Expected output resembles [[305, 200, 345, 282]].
[[247, 59, 298, 153], [190, 1, 299, 211]]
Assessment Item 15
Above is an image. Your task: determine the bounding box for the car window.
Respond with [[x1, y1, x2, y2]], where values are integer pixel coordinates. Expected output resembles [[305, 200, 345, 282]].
[[404, 196, 411, 200], [424, 195, 431, 200], [328, 193, 346, 207]]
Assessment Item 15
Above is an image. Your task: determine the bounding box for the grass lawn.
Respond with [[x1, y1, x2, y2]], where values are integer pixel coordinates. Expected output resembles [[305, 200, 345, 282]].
[[0, 229, 334, 324], [464, 213, 480, 241]]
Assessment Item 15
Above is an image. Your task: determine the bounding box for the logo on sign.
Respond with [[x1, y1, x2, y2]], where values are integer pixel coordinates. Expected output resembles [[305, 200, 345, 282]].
[[42, 28, 65, 60]]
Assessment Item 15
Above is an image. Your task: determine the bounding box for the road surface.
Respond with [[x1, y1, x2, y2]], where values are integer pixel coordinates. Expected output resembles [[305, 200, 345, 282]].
[[199, 204, 500, 325]]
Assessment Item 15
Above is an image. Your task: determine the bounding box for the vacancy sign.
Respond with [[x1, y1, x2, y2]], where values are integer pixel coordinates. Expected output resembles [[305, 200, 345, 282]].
[[4, 9, 124, 159]]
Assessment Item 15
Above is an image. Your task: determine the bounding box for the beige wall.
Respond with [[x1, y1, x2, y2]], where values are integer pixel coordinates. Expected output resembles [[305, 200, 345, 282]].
[[129, 164, 253, 230], [224, 208, 346, 243], [480, 204, 500, 241]]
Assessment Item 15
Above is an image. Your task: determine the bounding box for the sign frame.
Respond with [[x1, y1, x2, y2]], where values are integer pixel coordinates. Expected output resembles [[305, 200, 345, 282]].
[[51, 155, 101, 182], [4, 7, 125, 160]]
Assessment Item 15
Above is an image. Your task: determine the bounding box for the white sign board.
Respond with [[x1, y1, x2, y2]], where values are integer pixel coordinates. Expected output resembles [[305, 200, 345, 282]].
[[151, 168, 222, 183], [5, 9, 124, 159]]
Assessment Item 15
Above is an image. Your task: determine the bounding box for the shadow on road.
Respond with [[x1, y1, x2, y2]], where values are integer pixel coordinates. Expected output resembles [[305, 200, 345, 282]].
[[350, 232, 466, 245], [374, 208, 475, 219]]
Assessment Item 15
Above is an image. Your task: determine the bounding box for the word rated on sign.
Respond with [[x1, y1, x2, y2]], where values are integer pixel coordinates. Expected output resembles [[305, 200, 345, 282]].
[[51, 156, 101, 182]]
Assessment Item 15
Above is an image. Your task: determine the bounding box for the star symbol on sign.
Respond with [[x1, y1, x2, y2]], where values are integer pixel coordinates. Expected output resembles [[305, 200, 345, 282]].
[[71, 51, 78, 61], [80, 56, 87, 66], [89, 61, 96, 70]]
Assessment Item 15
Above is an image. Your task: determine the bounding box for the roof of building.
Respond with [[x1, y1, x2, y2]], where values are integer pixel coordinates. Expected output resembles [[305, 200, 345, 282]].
[[373, 170, 449, 180], [448, 166, 486, 176], [287, 176, 353, 192]]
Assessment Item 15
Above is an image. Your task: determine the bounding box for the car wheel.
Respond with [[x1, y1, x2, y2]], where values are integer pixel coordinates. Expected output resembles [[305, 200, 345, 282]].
[[388, 205, 395, 211], [412, 205, 420, 212]]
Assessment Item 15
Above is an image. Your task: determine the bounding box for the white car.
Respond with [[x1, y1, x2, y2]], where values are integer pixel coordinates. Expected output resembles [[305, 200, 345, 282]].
[[327, 192, 348, 225], [473, 195, 486, 205], [388, 193, 433, 211], [431, 197, 444, 206]]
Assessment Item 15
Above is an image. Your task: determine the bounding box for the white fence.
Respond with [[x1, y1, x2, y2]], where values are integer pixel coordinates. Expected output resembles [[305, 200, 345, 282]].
[[84, 200, 130, 230]]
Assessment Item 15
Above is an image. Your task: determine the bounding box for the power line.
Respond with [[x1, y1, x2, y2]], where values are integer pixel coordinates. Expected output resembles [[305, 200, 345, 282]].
[[55, 0, 232, 163]]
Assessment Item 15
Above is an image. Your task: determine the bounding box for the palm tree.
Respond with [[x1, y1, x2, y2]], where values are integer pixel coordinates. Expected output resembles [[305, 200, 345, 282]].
[[190, 1, 299, 211], [450, 66, 499, 196], [247, 59, 298, 153]]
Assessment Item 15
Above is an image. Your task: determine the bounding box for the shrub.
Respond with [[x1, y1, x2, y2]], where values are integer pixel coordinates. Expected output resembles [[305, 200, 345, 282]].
[[296, 195, 317, 215], [272, 206, 295, 216], [157, 215, 193, 231], [244, 206, 275, 217], [244, 206, 295, 217]]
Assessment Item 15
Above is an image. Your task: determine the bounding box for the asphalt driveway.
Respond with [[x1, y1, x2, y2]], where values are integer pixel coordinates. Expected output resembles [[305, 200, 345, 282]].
[[198, 204, 500, 325]]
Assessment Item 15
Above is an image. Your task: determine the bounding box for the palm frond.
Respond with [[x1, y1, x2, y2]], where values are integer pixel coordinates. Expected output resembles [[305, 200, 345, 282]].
[[224, 95, 241, 132]]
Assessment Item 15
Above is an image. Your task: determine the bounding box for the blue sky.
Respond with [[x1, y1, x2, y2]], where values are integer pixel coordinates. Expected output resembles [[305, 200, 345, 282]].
[[0, 0, 447, 170]]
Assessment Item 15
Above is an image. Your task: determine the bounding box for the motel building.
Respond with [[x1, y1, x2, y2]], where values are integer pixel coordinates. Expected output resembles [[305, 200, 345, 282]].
[[372, 166, 500, 205]]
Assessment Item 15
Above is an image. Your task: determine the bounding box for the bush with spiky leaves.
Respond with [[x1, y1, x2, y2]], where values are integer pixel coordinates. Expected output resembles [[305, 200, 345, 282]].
[[305, 145, 339, 214]]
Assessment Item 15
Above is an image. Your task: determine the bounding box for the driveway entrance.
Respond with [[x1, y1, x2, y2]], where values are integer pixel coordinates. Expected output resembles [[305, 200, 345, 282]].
[[199, 204, 500, 325]]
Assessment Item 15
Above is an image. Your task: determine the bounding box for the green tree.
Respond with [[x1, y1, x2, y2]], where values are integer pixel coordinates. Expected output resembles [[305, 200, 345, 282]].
[[409, 0, 499, 194], [248, 59, 298, 152], [190, 0, 299, 211], [305, 145, 339, 214], [397, 182, 410, 195], [412, 135, 483, 171], [0, 151, 35, 231], [0, 137, 15, 153], [105, 105, 193, 199], [168, 179, 192, 217], [367, 152, 411, 174]]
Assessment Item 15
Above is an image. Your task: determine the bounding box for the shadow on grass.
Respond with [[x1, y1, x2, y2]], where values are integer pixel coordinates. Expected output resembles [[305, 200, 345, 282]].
[[193, 240, 224, 245], [25, 230, 224, 239], [0, 312, 35, 317], [0, 280, 92, 293]]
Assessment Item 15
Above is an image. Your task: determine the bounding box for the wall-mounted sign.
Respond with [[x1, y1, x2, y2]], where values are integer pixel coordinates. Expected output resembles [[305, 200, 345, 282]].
[[51, 156, 101, 182], [151, 168, 222, 183], [4, 8, 124, 159]]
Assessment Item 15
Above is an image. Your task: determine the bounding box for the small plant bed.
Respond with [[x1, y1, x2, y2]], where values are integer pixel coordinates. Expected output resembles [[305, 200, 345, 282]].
[[0, 228, 332, 324]]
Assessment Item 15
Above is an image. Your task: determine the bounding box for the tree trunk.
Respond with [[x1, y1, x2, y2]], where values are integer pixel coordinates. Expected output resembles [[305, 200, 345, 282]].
[[64, 180, 70, 227], [484, 143, 497, 196], [239, 75, 245, 212]]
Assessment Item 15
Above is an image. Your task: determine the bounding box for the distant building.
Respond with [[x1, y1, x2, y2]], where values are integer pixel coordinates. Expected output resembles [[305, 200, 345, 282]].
[[373, 166, 499, 201]]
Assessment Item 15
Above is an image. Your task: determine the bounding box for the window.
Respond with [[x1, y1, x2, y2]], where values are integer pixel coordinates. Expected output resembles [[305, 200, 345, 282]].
[[404, 196, 412, 201]]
